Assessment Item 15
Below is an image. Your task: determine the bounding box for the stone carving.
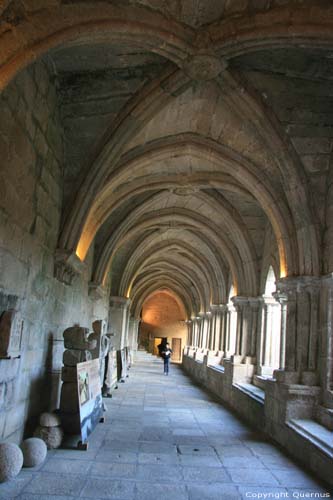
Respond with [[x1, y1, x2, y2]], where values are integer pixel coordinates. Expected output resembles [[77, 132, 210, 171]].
[[63, 326, 96, 350], [54, 249, 86, 286], [88, 320, 110, 388], [21, 438, 47, 468], [0, 309, 23, 359], [60, 323, 99, 434], [33, 412, 63, 450], [0, 442, 23, 482], [182, 54, 225, 81]]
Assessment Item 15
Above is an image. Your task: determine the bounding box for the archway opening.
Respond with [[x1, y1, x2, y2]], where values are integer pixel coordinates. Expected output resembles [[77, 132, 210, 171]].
[[138, 290, 187, 362]]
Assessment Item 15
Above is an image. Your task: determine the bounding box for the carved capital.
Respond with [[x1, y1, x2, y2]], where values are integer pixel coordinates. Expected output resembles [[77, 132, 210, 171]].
[[54, 249, 86, 285]]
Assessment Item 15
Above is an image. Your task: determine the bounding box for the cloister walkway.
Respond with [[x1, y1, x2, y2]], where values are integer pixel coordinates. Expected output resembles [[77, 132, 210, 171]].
[[0, 352, 329, 500]]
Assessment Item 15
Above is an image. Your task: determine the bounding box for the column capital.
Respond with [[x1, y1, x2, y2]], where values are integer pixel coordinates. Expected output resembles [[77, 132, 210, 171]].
[[261, 295, 280, 306], [231, 296, 248, 308], [321, 273, 333, 287], [276, 276, 320, 294], [109, 296, 131, 309]]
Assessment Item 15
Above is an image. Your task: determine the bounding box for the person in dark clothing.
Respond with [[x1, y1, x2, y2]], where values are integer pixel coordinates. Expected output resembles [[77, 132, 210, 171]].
[[161, 343, 172, 375]]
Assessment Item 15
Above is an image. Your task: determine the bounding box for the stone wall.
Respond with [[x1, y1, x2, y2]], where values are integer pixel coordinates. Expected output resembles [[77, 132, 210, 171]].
[[0, 60, 109, 443]]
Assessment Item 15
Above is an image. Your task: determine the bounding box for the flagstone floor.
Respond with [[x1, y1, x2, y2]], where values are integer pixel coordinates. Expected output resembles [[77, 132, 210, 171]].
[[0, 351, 331, 500]]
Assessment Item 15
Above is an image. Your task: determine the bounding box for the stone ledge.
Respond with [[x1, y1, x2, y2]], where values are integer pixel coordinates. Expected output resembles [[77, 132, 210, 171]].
[[207, 364, 225, 373], [287, 418, 333, 459], [233, 382, 265, 404]]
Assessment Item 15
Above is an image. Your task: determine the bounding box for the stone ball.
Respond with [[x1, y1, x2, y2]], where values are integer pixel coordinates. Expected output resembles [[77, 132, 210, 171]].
[[33, 425, 63, 450], [39, 412, 61, 427], [0, 442, 23, 483], [21, 438, 47, 468]]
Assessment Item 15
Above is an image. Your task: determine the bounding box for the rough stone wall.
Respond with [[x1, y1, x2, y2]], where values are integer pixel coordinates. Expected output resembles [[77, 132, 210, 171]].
[[0, 60, 109, 442]]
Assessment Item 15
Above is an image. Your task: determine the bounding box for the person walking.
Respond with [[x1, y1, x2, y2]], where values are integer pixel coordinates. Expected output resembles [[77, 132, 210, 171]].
[[161, 343, 172, 375]]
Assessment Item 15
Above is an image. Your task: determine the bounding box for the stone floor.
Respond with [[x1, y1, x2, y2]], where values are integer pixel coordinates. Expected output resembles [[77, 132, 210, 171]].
[[1, 352, 331, 500]]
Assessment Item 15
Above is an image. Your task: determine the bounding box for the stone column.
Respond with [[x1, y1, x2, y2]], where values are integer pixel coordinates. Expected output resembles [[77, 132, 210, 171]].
[[265, 277, 322, 438], [225, 302, 236, 357], [256, 297, 281, 377], [273, 277, 320, 385], [198, 316, 204, 348], [319, 273, 333, 412], [109, 296, 131, 380], [206, 312, 214, 350], [210, 306, 219, 351], [218, 305, 228, 355], [200, 313, 208, 349], [192, 318, 200, 347], [128, 317, 140, 364], [231, 297, 259, 364]]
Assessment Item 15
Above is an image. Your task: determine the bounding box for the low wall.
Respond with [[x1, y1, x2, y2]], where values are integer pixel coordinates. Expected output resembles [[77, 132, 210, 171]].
[[182, 353, 333, 488]]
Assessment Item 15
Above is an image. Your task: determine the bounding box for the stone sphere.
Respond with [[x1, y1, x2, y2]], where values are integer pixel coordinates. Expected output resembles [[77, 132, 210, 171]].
[[39, 412, 61, 427], [0, 442, 23, 483], [21, 438, 47, 467], [33, 425, 63, 449]]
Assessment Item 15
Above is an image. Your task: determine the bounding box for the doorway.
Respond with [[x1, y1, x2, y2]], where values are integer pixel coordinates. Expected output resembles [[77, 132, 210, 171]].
[[154, 337, 167, 356], [172, 338, 182, 362]]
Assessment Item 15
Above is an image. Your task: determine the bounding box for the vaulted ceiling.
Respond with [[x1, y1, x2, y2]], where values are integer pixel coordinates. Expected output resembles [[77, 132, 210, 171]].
[[1, 0, 332, 318]]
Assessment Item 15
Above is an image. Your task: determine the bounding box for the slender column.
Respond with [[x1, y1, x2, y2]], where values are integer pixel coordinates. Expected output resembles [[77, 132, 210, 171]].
[[231, 297, 260, 362], [185, 320, 193, 345], [319, 275, 333, 408], [201, 314, 209, 349], [211, 305, 221, 351], [257, 297, 280, 376], [225, 302, 236, 357], [109, 296, 131, 380], [197, 317, 203, 347], [218, 305, 228, 354]]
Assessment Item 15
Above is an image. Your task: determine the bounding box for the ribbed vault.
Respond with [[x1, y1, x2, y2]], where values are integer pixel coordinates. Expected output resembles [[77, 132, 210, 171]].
[[1, 0, 332, 324]]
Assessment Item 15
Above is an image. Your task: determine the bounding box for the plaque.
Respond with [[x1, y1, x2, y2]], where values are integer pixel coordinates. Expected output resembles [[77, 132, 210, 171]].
[[76, 358, 103, 443], [0, 309, 23, 359]]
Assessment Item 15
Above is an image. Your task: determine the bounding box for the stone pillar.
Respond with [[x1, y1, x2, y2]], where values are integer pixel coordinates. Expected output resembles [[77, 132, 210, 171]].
[[225, 302, 236, 357], [192, 318, 200, 347], [210, 306, 219, 351], [265, 277, 321, 437], [231, 297, 259, 364], [200, 313, 209, 349], [218, 305, 228, 355], [128, 317, 140, 364], [109, 296, 131, 380], [256, 297, 281, 377], [273, 277, 320, 385], [197, 316, 204, 347], [206, 311, 214, 350], [318, 274, 333, 427]]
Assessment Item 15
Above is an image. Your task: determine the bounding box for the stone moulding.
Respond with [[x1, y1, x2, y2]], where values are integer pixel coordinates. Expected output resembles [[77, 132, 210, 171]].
[[54, 249, 87, 286], [88, 282, 106, 300]]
